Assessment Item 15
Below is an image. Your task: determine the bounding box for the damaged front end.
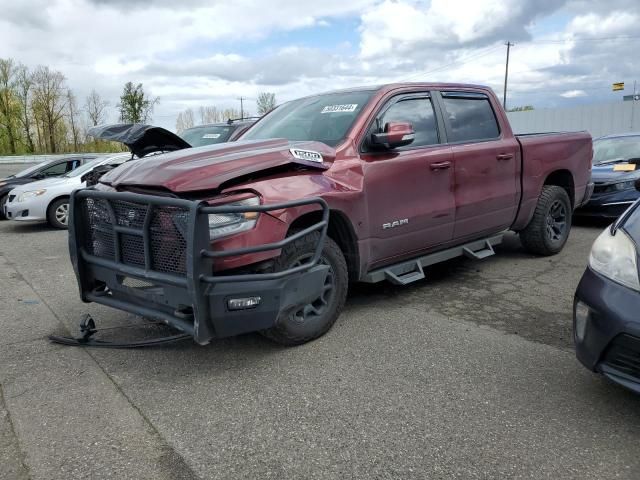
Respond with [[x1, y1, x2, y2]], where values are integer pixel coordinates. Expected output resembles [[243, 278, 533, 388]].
[[68, 188, 329, 345]]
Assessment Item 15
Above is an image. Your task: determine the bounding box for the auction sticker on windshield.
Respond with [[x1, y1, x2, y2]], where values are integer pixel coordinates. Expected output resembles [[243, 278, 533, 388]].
[[203, 133, 222, 139], [614, 164, 636, 171], [321, 104, 358, 114]]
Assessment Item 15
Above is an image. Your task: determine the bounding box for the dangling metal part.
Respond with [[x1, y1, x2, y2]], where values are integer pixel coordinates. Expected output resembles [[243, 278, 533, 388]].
[[48, 314, 191, 349]]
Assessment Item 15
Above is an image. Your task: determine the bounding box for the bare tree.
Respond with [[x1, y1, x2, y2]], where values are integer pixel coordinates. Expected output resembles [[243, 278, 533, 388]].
[[256, 92, 277, 115], [118, 82, 159, 123], [15, 64, 35, 152], [84, 89, 109, 126], [198, 105, 221, 124], [0, 58, 19, 154], [32, 65, 67, 153], [66, 89, 79, 151], [175, 108, 195, 134], [221, 108, 241, 121]]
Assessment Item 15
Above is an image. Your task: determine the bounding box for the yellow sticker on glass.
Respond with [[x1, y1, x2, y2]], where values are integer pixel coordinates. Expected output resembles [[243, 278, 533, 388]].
[[613, 163, 636, 171]]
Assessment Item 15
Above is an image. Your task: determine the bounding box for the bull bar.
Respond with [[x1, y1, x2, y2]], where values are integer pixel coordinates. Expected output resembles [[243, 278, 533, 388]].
[[68, 188, 329, 345]]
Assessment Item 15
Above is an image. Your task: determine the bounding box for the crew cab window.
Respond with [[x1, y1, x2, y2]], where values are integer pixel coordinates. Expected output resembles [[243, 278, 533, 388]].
[[379, 97, 439, 147], [441, 93, 500, 142]]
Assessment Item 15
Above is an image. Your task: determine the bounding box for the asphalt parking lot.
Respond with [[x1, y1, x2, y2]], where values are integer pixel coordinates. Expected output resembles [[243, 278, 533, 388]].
[[1, 164, 640, 479]]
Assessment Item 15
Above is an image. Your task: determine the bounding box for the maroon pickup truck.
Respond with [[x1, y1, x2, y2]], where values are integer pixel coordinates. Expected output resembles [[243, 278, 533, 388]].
[[68, 83, 593, 346]]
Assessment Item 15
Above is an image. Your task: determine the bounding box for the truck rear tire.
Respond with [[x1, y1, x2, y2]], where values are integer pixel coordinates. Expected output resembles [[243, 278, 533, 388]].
[[519, 185, 572, 256], [261, 232, 348, 346]]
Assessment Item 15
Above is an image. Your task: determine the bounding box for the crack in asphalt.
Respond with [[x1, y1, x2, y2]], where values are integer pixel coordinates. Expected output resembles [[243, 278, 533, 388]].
[[1, 252, 203, 480], [0, 382, 31, 479]]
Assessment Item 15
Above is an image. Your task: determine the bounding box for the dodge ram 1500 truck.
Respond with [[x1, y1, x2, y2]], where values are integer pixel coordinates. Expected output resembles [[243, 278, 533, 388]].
[[68, 83, 593, 346]]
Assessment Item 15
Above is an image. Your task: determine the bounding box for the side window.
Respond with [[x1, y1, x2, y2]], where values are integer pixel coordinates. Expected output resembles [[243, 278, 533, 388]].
[[65, 160, 81, 172], [379, 97, 439, 147], [40, 162, 68, 177], [441, 94, 500, 142]]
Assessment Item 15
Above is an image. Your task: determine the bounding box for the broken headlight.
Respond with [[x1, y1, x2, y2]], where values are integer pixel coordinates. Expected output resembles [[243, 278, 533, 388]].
[[208, 196, 260, 239]]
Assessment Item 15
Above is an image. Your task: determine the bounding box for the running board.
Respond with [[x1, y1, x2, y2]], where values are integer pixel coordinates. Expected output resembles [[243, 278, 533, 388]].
[[362, 234, 503, 285]]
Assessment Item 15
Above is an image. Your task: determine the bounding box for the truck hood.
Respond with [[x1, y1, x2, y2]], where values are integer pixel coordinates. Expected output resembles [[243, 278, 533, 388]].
[[88, 123, 191, 158], [103, 138, 333, 193], [592, 163, 640, 184]]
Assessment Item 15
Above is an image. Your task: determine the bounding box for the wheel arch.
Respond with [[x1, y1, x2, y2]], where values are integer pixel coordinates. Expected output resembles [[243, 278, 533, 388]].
[[543, 169, 575, 208], [289, 209, 360, 282]]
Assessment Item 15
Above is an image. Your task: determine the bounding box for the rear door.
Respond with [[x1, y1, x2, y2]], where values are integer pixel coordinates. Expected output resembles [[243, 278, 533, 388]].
[[435, 91, 520, 239], [361, 92, 455, 265]]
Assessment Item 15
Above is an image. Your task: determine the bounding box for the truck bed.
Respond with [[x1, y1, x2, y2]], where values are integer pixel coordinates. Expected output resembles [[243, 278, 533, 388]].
[[513, 130, 593, 230]]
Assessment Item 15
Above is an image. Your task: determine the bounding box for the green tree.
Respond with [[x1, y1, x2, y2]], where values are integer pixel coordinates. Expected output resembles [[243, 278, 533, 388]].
[[118, 82, 159, 123], [256, 92, 277, 115], [0, 58, 20, 154], [31, 65, 67, 153], [15, 64, 35, 153]]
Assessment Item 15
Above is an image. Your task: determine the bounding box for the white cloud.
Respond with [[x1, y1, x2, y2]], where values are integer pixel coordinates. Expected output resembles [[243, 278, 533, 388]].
[[560, 89, 587, 98], [0, 0, 639, 129]]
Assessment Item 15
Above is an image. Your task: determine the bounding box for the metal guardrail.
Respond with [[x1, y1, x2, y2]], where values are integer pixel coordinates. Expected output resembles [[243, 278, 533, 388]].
[[0, 153, 105, 164]]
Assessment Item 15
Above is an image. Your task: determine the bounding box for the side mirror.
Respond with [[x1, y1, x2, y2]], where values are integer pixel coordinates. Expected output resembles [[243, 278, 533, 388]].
[[371, 122, 415, 149], [33, 172, 45, 180]]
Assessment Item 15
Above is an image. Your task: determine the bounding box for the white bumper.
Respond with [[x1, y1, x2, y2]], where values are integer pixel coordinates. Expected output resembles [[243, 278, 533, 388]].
[[4, 194, 48, 222]]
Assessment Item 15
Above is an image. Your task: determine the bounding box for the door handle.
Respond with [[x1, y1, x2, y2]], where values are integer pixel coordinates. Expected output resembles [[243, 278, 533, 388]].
[[496, 153, 514, 161], [430, 161, 451, 171]]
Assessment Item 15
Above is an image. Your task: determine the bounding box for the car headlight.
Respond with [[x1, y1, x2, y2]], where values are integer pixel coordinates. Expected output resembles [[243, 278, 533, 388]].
[[0, 181, 7, 187], [589, 227, 640, 290], [208, 196, 260, 239], [17, 189, 46, 202], [613, 180, 637, 191]]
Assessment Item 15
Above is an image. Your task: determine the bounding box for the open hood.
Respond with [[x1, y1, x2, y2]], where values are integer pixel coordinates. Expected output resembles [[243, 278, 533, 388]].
[[102, 138, 334, 193], [88, 123, 191, 158]]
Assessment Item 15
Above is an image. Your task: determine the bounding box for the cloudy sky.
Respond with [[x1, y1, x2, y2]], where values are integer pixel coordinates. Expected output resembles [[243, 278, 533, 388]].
[[1, 0, 638, 130]]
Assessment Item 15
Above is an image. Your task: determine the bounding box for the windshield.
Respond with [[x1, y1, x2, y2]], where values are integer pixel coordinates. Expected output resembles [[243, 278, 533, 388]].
[[593, 136, 640, 165], [241, 90, 375, 147], [64, 156, 128, 178], [181, 125, 234, 147], [12, 161, 49, 178]]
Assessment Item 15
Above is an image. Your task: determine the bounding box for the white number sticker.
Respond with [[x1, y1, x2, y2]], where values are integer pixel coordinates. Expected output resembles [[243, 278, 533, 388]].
[[290, 148, 323, 163], [203, 133, 221, 139], [321, 104, 358, 114]]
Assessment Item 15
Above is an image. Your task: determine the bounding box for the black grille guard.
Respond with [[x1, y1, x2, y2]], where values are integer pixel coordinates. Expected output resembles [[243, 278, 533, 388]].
[[68, 188, 329, 344]]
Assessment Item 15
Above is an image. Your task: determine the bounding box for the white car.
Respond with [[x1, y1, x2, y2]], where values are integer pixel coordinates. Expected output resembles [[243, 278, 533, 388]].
[[4, 153, 131, 229]]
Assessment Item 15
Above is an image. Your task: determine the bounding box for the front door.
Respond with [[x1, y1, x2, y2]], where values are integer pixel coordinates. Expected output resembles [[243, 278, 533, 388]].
[[437, 91, 520, 239], [361, 93, 455, 266]]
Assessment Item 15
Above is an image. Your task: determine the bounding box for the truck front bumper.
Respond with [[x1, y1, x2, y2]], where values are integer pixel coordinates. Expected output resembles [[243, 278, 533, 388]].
[[69, 189, 329, 345]]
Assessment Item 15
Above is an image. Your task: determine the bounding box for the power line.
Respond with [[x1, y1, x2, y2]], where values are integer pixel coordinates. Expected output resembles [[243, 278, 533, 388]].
[[401, 45, 502, 81], [528, 34, 640, 45]]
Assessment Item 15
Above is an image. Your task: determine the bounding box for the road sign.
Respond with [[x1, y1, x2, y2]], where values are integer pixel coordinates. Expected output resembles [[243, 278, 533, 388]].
[[613, 82, 625, 91]]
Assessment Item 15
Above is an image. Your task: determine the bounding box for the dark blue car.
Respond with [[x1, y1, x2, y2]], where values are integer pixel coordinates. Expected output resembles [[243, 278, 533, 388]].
[[575, 133, 640, 219], [574, 195, 640, 393]]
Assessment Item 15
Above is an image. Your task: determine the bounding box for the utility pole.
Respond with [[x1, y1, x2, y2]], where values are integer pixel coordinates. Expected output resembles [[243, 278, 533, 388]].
[[503, 42, 513, 111], [631, 80, 638, 132], [237, 96, 245, 120]]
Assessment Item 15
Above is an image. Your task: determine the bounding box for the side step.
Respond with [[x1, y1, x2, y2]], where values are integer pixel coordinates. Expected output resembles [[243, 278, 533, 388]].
[[362, 234, 503, 285]]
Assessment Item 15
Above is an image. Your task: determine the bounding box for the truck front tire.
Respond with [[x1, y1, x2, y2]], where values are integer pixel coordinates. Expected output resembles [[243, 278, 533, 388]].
[[261, 232, 348, 346], [519, 185, 572, 256]]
